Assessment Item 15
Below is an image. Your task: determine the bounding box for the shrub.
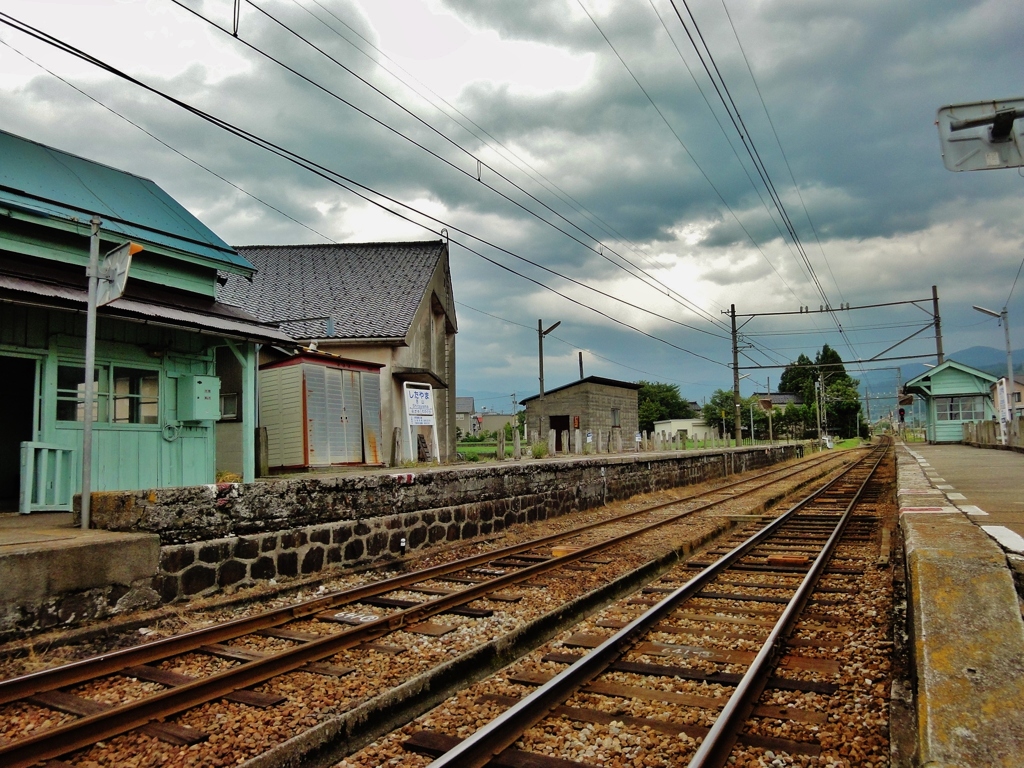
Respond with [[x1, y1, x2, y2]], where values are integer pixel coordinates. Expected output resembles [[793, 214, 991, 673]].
[[531, 442, 548, 459]]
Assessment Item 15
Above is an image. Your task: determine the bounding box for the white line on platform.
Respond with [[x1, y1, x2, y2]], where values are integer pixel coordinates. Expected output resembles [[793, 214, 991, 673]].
[[935, 484, 955, 490], [947, 492, 967, 500], [981, 526, 1024, 554], [959, 505, 989, 516]]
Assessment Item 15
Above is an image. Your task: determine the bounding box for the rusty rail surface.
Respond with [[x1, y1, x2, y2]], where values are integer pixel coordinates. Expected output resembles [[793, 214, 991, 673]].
[[0, 449, 848, 768], [420, 439, 889, 768]]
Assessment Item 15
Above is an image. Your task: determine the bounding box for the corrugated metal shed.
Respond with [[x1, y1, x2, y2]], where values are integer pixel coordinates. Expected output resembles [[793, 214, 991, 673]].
[[0, 129, 252, 274]]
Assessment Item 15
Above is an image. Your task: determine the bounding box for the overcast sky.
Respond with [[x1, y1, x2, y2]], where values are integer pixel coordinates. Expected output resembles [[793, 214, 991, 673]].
[[2, 0, 1022, 410]]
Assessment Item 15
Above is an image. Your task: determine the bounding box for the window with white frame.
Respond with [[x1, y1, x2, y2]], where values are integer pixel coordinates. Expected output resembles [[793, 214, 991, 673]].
[[934, 395, 985, 421], [57, 363, 159, 424]]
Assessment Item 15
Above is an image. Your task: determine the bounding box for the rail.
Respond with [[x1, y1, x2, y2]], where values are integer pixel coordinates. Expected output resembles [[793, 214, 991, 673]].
[[422, 439, 888, 767]]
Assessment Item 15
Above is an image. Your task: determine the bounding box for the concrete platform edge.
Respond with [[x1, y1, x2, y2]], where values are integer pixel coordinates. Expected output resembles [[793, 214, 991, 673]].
[[0, 530, 160, 638], [896, 444, 1024, 767]]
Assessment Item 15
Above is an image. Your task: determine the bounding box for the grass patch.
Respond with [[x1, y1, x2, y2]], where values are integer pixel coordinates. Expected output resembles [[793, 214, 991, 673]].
[[834, 437, 865, 450], [457, 442, 513, 461]]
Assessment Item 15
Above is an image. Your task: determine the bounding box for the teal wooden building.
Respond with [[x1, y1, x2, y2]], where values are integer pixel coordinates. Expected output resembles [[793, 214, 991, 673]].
[[0, 130, 292, 512], [903, 360, 997, 443]]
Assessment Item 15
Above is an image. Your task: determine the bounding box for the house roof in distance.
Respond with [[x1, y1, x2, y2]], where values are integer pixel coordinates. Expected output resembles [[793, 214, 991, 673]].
[[754, 392, 805, 406], [0, 129, 249, 273], [520, 376, 643, 404], [220, 241, 451, 340]]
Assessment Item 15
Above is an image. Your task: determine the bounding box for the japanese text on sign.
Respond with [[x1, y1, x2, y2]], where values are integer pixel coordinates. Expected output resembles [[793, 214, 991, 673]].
[[405, 386, 434, 415]]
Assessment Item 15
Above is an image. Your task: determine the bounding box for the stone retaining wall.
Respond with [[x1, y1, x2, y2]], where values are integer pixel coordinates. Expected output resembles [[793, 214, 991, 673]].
[[88, 446, 801, 603]]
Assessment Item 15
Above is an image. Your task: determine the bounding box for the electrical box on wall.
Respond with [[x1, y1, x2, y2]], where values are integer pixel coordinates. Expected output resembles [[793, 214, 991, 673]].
[[177, 375, 221, 421]]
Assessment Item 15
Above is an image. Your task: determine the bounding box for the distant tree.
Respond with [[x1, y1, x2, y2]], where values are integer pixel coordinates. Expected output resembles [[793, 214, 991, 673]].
[[637, 381, 694, 433], [779, 353, 816, 405], [823, 378, 863, 438], [779, 345, 865, 438], [701, 389, 738, 436], [816, 344, 848, 380]]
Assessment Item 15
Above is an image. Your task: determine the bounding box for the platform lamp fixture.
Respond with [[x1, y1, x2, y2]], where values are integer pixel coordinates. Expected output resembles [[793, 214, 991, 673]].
[[973, 304, 1016, 444], [81, 218, 143, 530]]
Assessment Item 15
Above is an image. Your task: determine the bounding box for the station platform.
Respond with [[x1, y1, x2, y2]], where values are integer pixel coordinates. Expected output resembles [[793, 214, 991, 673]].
[[0, 511, 159, 639], [905, 442, 1024, 549], [896, 442, 1024, 767]]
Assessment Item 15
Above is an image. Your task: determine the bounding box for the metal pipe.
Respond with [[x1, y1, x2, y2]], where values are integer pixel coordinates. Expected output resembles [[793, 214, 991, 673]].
[[80, 217, 101, 530]]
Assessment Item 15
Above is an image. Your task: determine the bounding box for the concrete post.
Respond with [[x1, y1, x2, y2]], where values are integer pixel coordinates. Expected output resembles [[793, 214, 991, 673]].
[[614, 429, 622, 453], [547, 429, 556, 456], [513, 428, 521, 460], [597, 429, 605, 454], [391, 427, 402, 466], [497, 430, 505, 461], [574, 428, 582, 454], [256, 427, 269, 477], [561, 430, 570, 455]]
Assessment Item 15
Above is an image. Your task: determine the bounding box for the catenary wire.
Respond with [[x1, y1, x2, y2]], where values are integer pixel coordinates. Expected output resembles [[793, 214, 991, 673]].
[[0, 10, 730, 368], [180, 0, 730, 335], [295, 0, 734, 328], [457, 301, 701, 387]]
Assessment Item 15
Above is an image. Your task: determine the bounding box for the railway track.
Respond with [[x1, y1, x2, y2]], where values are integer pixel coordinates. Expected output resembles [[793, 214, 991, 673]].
[[0, 448, 864, 767], [383, 438, 895, 768]]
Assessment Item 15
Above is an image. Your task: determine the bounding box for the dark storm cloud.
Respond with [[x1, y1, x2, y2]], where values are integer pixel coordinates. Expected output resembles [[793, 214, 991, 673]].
[[2, 0, 1022, 404]]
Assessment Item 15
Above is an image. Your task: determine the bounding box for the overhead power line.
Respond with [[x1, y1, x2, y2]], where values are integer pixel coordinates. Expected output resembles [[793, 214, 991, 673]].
[[290, 0, 732, 332], [0, 9, 729, 368], [176, 0, 730, 335], [457, 302, 700, 387]]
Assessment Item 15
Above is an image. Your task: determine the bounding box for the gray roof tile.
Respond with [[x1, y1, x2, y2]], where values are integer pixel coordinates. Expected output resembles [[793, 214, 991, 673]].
[[218, 241, 446, 340]]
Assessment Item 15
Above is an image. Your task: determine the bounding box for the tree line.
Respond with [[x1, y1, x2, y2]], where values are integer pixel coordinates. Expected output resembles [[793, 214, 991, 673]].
[[639, 345, 866, 440]]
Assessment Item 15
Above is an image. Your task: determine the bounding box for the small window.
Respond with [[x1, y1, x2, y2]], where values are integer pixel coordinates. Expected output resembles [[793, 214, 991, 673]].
[[611, 407, 621, 428], [220, 393, 238, 420], [112, 368, 159, 424], [56, 365, 108, 422]]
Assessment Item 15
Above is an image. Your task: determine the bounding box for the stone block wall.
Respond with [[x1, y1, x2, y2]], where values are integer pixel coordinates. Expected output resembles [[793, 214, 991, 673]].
[[91, 446, 801, 603]]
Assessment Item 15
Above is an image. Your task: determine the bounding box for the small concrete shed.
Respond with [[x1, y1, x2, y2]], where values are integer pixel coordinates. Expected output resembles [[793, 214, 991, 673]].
[[521, 376, 641, 451]]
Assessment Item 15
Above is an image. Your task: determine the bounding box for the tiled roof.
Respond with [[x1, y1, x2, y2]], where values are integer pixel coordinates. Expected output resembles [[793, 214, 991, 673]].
[[520, 376, 643, 404], [754, 392, 804, 406], [456, 397, 475, 413], [219, 241, 447, 340]]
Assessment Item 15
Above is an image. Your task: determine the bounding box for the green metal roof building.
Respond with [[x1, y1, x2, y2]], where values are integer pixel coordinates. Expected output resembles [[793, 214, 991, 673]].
[[903, 360, 998, 444], [0, 129, 291, 513]]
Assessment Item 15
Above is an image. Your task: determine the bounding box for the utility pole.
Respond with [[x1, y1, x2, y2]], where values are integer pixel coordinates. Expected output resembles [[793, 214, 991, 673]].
[[81, 217, 101, 531], [578, 351, 584, 380], [933, 285, 944, 363], [816, 374, 823, 441], [974, 304, 1015, 443], [537, 319, 560, 401], [820, 371, 829, 437], [730, 304, 741, 446]]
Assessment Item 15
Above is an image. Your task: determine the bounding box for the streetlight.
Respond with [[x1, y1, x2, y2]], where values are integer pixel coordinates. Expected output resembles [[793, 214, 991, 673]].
[[537, 319, 560, 442], [537, 319, 560, 401], [973, 304, 1016, 443]]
